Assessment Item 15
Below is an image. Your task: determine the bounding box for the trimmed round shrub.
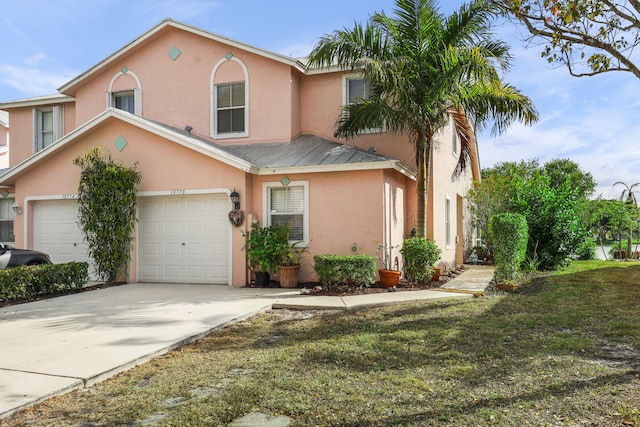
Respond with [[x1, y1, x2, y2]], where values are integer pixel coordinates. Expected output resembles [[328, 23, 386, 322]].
[[400, 237, 441, 285], [489, 213, 528, 282]]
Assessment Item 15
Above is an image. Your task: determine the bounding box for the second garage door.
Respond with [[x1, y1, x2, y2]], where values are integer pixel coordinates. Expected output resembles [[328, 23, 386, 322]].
[[33, 199, 91, 265], [138, 194, 229, 284]]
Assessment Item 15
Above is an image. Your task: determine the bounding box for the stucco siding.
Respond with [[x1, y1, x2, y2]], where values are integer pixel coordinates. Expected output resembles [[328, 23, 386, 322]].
[[70, 27, 297, 145]]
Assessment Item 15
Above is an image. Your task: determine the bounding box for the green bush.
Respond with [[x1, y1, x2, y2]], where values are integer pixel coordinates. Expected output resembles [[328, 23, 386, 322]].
[[400, 237, 441, 285], [74, 148, 141, 284], [489, 213, 528, 282], [574, 237, 597, 260], [0, 262, 89, 302], [242, 222, 282, 273], [313, 255, 376, 289]]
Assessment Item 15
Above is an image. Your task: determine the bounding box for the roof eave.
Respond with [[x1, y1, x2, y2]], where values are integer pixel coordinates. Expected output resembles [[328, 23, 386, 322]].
[[253, 160, 416, 179], [0, 94, 75, 110], [0, 108, 255, 185]]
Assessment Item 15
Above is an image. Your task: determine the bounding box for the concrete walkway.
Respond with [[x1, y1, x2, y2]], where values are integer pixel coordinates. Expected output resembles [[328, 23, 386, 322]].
[[274, 264, 494, 310], [0, 265, 493, 418]]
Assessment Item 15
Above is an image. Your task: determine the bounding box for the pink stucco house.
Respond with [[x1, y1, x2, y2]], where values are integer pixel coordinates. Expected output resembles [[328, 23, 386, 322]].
[[0, 19, 480, 286]]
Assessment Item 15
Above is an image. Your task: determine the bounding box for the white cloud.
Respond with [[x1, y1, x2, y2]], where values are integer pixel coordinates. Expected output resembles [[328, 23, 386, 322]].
[[24, 53, 48, 67], [0, 65, 74, 97]]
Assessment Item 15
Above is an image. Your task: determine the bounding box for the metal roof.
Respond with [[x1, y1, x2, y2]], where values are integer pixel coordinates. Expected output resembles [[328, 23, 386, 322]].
[[223, 134, 393, 168]]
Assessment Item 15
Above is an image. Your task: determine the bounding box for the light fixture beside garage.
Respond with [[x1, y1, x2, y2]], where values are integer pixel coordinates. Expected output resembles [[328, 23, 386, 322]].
[[11, 202, 22, 215], [228, 189, 245, 227]]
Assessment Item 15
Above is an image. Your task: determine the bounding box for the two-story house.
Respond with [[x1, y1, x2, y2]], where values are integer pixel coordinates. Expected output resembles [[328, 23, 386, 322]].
[[0, 19, 479, 286]]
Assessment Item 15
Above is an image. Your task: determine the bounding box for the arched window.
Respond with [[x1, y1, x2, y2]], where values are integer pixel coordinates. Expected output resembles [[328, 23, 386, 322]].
[[106, 69, 142, 115], [210, 54, 249, 139]]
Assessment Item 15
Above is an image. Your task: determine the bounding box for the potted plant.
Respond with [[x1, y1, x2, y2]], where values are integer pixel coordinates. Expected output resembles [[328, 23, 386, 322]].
[[242, 222, 279, 287], [271, 223, 308, 288], [377, 243, 402, 287], [400, 237, 441, 285]]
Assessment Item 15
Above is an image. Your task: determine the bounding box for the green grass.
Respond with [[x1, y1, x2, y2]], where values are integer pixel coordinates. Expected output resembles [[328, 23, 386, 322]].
[[2, 261, 640, 426]]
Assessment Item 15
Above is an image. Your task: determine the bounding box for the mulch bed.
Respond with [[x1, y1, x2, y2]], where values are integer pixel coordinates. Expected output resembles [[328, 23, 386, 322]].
[[253, 265, 471, 296]]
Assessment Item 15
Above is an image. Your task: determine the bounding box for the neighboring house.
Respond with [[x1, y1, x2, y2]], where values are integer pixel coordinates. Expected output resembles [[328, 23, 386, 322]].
[[0, 110, 8, 169], [0, 19, 479, 286], [0, 110, 11, 245]]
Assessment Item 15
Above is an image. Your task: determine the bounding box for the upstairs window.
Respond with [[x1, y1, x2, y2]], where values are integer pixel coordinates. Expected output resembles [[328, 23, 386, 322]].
[[343, 75, 384, 134], [112, 91, 135, 114], [445, 197, 451, 249], [33, 106, 63, 153], [215, 82, 246, 137], [452, 128, 458, 156], [347, 78, 371, 103]]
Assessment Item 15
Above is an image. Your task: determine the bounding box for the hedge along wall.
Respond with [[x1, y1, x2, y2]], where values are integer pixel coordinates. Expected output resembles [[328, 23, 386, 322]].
[[489, 213, 528, 282], [0, 262, 89, 302]]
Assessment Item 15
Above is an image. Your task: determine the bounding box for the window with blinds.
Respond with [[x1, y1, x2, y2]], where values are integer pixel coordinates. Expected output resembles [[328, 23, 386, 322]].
[[0, 198, 15, 243], [269, 186, 304, 241]]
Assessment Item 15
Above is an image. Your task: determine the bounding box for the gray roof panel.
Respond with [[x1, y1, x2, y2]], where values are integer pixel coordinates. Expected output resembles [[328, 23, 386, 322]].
[[224, 134, 393, 168]]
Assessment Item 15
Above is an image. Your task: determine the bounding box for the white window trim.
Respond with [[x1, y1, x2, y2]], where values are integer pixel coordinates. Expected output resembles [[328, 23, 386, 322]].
[[452, 127, 459, 157], [33, 106, 63, 153], [211, 56, 249, 139], [342, 73, 386, 134], [445, 196, 452, 249], [262, 180, 310, 246], [106, 69, 142, 115]]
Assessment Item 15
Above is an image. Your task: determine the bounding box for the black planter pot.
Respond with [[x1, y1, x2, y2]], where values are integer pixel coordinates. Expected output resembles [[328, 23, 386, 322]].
[[254, 271, 271, 287]]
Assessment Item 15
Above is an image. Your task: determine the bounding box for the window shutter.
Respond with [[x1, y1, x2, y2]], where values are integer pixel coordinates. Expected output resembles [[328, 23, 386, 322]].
[[32, 108, 39, 153], [52, 106, 63, 140]]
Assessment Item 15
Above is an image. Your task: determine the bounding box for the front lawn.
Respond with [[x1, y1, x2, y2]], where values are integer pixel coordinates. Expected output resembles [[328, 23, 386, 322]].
[[2, 261, 639, 426]]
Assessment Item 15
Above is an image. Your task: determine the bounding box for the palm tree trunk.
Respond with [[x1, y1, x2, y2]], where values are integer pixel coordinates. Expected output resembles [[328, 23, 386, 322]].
[[415, 137, 432, 238]]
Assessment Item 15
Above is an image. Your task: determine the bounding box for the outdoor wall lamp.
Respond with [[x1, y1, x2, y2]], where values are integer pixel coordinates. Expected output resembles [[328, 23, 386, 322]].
[[228, 190, 245, 227], [11, 202, 22, 215], [230, 190, 240, 211]]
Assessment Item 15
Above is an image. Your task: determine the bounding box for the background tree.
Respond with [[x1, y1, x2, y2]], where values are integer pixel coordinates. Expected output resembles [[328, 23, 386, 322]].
[[469, 158, 594, 269], [586, 197, 637, 259], [543, 158, 596, 198], [307, 0, 538, 238], [74, 148, 142, 284], [613, 181, 640, 257], [467, 173, 512, 258], [491, 0, 640, 78]]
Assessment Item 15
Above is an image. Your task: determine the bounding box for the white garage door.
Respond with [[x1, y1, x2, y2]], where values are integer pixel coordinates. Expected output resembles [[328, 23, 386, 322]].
[[33, 200, 92, 267], [138, 194, 229, 284]]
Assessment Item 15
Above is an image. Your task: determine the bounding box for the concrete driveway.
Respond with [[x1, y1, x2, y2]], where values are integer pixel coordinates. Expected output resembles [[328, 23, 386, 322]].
[[0, 283, 298, 417]]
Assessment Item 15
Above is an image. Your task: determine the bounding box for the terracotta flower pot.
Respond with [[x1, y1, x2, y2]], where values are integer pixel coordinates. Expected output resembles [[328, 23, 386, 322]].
[[431, 268, 441, 281], [278, 265, 301, 288], [379, 269, 401, 287], [497, 282, 519, 292]]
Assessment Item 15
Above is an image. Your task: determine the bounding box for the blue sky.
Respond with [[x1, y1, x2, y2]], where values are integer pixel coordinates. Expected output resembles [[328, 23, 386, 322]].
[[1, 0, 638, 199]]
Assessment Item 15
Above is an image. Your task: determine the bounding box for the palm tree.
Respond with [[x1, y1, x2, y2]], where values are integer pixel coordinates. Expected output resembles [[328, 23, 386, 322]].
[[307, 0, 539, 237], [613, 181, 640, 258]]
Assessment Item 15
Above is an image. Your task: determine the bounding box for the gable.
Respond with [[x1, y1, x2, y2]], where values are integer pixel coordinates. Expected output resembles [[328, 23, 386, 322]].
[[58, 19, 305, 97], [0, 109, 254, 187]]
